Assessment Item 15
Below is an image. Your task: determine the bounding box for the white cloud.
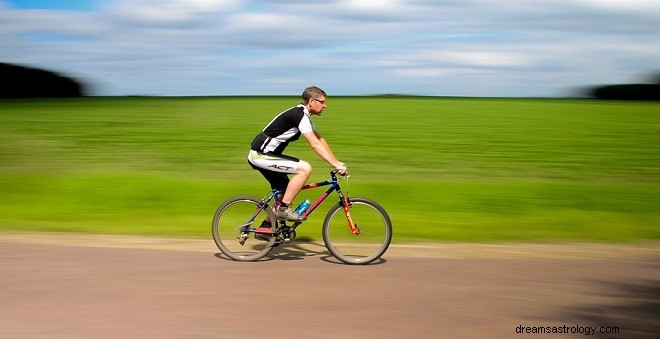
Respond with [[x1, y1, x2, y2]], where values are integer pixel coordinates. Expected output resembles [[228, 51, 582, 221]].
[[428, 51, 531, 68], [338, 0, 401, 12]]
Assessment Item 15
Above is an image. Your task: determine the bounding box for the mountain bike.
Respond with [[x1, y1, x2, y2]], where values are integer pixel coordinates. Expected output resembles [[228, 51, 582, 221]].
[[212, 171, 392, 264]]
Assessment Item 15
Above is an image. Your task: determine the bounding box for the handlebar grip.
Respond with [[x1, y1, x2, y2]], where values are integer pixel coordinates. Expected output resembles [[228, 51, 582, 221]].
[[331, 170, 349, 177]]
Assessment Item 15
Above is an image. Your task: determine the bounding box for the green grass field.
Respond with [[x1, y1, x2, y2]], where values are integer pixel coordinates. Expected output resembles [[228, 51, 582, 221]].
[[1, 96, 658, 243]]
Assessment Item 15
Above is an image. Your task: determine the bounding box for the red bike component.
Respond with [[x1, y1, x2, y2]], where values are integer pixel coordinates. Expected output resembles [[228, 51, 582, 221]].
[[254, 227, 275, 234], [342, 195, 360, 235]]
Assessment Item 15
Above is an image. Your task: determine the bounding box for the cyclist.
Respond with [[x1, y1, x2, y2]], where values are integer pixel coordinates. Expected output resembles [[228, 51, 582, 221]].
[[248, 86, 347, 222]]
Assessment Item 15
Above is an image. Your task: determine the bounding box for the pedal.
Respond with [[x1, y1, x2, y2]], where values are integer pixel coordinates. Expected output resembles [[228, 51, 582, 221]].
[[237, 232, 249, 245]]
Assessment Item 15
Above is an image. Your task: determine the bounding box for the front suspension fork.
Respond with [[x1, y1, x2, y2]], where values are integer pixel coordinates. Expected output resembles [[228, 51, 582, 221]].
[[340, 195, 360, 235]]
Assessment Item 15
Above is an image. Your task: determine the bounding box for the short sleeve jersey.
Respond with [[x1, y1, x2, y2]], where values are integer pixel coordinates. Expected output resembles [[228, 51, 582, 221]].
[[250, 104, 315, 154]]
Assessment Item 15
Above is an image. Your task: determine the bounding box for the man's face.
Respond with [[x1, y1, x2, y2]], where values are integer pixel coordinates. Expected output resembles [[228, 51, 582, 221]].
[[309, 96, 327, 115]]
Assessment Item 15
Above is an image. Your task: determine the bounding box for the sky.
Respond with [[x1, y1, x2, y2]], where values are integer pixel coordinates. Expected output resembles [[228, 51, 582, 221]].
[[1, 0, 658, 97]]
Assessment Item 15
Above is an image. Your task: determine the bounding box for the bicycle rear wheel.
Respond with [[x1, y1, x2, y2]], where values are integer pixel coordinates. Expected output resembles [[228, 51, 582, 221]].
[[212, 196, 277, 262], [322, 197, 392, 265]]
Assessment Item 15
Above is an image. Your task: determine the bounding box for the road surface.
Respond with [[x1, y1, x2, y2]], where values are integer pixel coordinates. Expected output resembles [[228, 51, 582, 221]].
[[1, 232, 658, 338]]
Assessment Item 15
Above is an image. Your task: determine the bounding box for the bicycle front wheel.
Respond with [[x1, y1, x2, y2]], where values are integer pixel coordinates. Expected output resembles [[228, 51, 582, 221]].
[[322, 197, 392, 265], [212, 196, 277, 262]]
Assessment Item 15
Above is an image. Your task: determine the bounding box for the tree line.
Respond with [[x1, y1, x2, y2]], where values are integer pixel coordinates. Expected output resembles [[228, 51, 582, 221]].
[[1, 62, 658, 100], [589, 72, 659, 101], [1, 63, 85, 98]]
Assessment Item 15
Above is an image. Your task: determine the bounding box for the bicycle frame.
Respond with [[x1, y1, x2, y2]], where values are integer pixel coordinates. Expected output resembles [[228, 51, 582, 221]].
[[253, 171, 360, 235]]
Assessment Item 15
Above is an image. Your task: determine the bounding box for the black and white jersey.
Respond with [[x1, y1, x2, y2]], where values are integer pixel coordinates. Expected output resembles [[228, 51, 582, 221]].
[[250, 105, 315, 154]]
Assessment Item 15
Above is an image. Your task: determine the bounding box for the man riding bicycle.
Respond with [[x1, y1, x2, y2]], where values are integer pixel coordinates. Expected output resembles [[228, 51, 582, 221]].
[[248, 86, 347, 222]]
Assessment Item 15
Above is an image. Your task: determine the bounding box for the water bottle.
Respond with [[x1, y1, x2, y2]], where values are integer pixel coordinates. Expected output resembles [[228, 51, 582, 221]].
[[294, 199, 311, 215]]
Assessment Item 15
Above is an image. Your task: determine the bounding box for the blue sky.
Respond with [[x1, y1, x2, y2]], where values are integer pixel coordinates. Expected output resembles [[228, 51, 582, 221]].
[[6, 0, 96, 10], [1, 0, 658, 96]]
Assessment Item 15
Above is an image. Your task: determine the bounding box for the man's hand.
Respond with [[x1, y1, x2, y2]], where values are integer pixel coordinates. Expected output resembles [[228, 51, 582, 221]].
[[335, 162, 347, 176]]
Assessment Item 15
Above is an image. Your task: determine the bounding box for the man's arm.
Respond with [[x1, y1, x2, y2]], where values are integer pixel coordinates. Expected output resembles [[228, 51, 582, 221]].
[[303, 131, 346, 174]]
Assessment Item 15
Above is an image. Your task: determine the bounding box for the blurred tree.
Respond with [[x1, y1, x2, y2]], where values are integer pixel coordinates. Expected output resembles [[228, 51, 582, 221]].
[[590, 72, 660, 101], [0, 63, 85, 98], [592, 84, 660, 101]]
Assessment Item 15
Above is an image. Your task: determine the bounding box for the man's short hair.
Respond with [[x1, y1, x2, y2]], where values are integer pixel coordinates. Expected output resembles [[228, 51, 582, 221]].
[[301, 86, 327, 104]]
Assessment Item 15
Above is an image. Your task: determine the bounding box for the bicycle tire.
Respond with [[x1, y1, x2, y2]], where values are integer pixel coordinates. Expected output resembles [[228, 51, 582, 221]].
[[322, 197, 392, 265], [212, 195, 277, 262]]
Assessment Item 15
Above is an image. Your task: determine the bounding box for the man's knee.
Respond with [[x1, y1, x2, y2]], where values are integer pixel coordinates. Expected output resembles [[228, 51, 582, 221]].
[[297, 160, 312, 175]]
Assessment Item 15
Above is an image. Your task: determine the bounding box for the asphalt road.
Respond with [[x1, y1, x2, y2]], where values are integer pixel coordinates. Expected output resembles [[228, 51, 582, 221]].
[[1, 233, 658, 338]]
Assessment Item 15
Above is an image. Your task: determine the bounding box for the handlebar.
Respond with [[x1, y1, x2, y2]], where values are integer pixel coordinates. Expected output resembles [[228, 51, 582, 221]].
[[330, 170, 349, 178]]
